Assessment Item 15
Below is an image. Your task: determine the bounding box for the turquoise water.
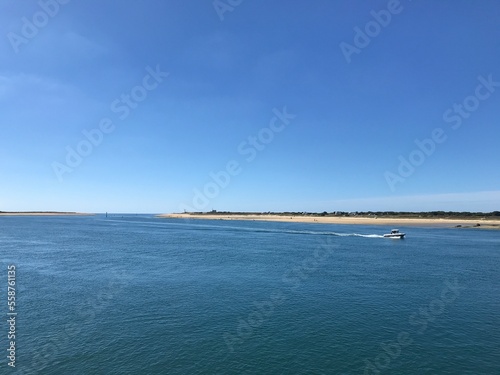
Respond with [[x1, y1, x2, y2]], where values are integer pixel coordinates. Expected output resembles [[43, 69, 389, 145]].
[[1, 215, 499, 374]]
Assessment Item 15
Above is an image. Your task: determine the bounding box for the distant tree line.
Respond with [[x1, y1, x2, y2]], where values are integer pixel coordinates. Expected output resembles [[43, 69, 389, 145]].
[[190, 210, 500, 219]]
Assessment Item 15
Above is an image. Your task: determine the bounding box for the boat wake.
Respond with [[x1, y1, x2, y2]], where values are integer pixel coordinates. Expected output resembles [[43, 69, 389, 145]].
[[286, 230, 385, 238], [184, 224, 386, 239], [354, 234, 385, 238], [99, 218, 386, 238]]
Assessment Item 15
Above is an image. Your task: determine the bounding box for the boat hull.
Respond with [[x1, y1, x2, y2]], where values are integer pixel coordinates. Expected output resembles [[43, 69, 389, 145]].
[[383, 233, 405, 239]]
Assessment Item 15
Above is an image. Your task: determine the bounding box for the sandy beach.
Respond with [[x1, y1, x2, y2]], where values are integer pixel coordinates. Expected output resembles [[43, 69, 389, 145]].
[[158, 213, 500, 229], [0, 212, 92, 216]]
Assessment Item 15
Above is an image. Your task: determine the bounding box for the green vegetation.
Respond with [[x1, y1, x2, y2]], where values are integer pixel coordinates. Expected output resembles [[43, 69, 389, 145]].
[[187, 210, 500, 220]]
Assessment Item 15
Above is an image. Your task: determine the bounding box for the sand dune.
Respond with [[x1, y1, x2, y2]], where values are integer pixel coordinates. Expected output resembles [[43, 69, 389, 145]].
[[158, 213, 500, 229], [0, 212, 92, 216]]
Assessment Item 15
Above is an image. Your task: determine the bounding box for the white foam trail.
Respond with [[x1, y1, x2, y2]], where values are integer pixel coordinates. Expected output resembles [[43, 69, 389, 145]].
[[97, 218, 385, 238], [354, 234, 385, 238]]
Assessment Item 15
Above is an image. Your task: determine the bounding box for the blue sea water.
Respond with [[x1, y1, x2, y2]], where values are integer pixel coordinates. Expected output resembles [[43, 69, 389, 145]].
[[0, 215, 499, 374]]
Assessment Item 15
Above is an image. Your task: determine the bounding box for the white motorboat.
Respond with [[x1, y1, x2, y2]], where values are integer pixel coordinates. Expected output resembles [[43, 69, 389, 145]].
[[383, 229, 405, 239]]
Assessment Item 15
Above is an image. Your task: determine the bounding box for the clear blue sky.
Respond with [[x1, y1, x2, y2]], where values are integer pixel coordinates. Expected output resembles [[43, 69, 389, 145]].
[[1, 0, 499, 213]]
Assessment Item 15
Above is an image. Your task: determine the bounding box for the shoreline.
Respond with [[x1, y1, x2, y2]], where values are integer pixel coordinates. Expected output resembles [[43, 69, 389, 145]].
[[0, 212, 93, 216], [158, 213, 500, 229]]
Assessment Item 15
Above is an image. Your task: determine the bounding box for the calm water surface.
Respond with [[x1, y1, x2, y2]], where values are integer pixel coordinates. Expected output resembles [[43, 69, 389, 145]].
[[0, 215, 499, 374]]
